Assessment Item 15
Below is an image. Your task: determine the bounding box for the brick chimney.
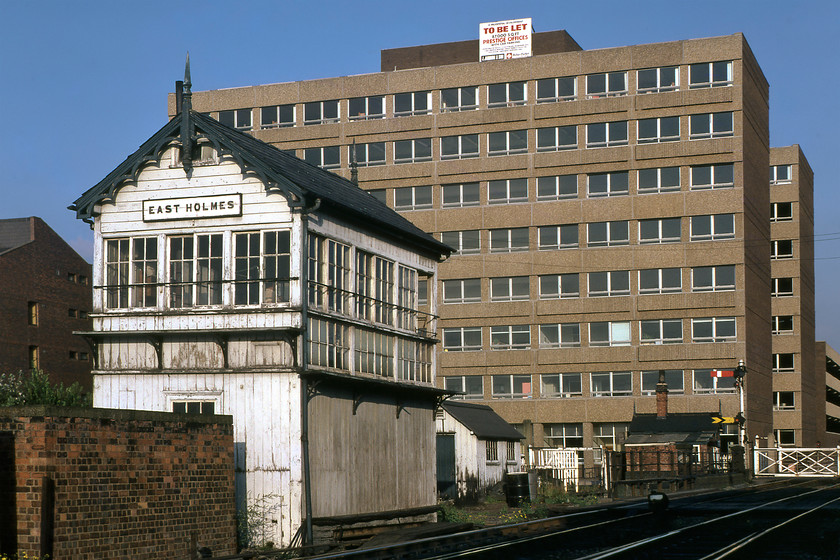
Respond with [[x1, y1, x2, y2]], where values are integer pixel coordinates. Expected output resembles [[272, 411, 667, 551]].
[[656, 369, 668, 419]]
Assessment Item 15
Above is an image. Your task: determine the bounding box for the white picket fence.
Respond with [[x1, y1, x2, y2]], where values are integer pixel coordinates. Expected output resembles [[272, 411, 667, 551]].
[[529, 447, 581, 489], [753, 447, 840, 477]]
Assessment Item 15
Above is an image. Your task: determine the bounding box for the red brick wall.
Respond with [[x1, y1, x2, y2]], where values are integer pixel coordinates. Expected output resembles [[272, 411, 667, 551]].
[[0, 406, 236, 559], [0, 217, 93, 389]]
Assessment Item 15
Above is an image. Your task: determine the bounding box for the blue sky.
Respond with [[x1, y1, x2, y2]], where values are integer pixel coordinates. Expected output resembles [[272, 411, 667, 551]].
[[2, 0, 839, 341]]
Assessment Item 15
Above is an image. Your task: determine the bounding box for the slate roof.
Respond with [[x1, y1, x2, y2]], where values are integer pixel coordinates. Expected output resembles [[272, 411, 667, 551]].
[[625, 413, 718, 446], [0, 217, 33, 255], [441, 401, 524, 441], [70, 111, 451, 260]]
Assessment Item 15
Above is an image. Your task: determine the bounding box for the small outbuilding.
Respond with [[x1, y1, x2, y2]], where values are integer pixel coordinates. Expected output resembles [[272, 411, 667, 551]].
[[436, 400, 524, 502]]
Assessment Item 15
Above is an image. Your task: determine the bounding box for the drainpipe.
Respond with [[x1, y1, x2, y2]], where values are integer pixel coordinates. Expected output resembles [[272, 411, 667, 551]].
[[300, 197, 320, 545]]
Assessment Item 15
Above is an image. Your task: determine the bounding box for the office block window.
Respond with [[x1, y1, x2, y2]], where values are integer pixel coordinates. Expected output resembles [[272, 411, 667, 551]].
[[770, 165, 792, 185], [442, 182, 480, 207], [637, 66, 679, 93], [693, 369, 736, 394], [537, 126, 577, 152], [691, 163, 734, 190], [444, 375, 484, 400], [394, 138, 432, 163], [536, 76, 576, 102], [489, 227, 529, 252], [775, 429, 796, 447], [351, 142, 386, 167], [368, 189, 386, 204], [538, 225, 579, 250], [772, 315, 794, 334], [591, 372, 632, 397], [544, 423, 583, 447], [488, 178, 528, 204], [638, 167, 680, 194], [639, 218, 681, 244], [689, 61, 733, 88], [587, 221, 629, 247], [537, 175, 578, 200], [588, 270, 630, 297], [539, 274, 580, 299], [490, 325, 530, 350], [441, 134, 479, 160], [488, 81, 526, 107], [541, 373, 583, 397], [641, 370, 684, 395], [394, 185, 432, 210], [440, 230, 480, 255], [692, 265, 735, 292], [639, 268, 682, 294], [691, 317, 736, 342], [586, 121, 628, 148], [771, 240, 794, 260], [441, 86, 478, 112], [303, 100, 339, 125], [488, 130, 528, 156], [218, 108, 251, 130], [587, 171, 629, 197], [589, 322, 631, 347], [586, 72, 627, 98], [492, 374, 532, 398], [640, 319, 683, 344], [539, 324, 581, 349], [260, 104, 295, 128], [303, 146, 340, 169], [690, 214, 735, 241], [774, 391, 795, 410], [771, 202, 793, 222], [443, 327, 482, 351], [637, 116, 680, 143], [773, 353, 795, 372], [443, 278, 481, 304], [394, 91, 431, 117], [348, 95, 385, 120], [771, 277, 794, 297], [689, 112, 734, 139], [490, 276, 529, 301]]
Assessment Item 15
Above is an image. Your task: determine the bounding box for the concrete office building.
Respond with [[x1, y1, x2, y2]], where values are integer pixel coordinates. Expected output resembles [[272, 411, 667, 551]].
[[182, 28, 825, 454]]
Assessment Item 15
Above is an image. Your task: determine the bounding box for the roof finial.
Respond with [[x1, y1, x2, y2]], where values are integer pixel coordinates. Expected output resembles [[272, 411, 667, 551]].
[[180, 52, 194, 170]]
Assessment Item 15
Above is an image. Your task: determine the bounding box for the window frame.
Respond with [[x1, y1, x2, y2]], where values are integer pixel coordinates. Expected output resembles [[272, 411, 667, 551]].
[[771, 277, 794, 297], [394, 91, 432, 117], [538, 224, 579, 250], [536, 125, 577, 152], [689, 112, 734, 139], [538, 324, 581, 349], [440, 86, 478, 112], [770, 165, 792, 185], [440, 134, 479, 160], [691, 265, 736, 292], [640, 319, 683, 345], [218, 108, 252, 130], [488, 130, 528, 156], [489, 227, 529, 253], [536, 76, 576, 103], [586, 72, 628, 98], [774, 391, 795, 410], [771, 202, 793, 222], [691, 317, 736, 343], [693, 369, 736, 394], [689, 214, 735, 241], [303, 146, 340, 169], [639, 268, 682, 294], [442, 278, 482, 304], [772, 315, 794, 334], [589, 321, 631, 347], [350, 142, 386, 168], [638, 167, 681, 194], [773, 353, 795, 373], [637, 116, 680, 144], [444, 375, 484, 400], [442, 182, 480, 207], [690, 163, 735, 190], [539, 273, 580, 299], [587, 171, 629, 198], [488, 178, 528, 204], [537, 175, 578, 200], [490, 276, 530, 302], [348, 95, 385, 121], [303, 100, 340, 125], [586, 121, 629, 148], [637, 66, 679, 93], [440, 230, 480, 255], [394, 185, 433, 211], [641, 370, 684, 395], [394, 138, 432, 164], [639, 217, 682, 244], [491, 374, 533, 398], [487, 81, 527, 108], [771, 240, 794, 260], [260, 104, 295, 129], [689, 61, 733, 89], [587, 221, 629, 247], [442, 327, 482, 352], [541, 372, 583, 397], [590, 371, 633, 397], [490, 325, 531, 350], [587, 270, 630, 297]]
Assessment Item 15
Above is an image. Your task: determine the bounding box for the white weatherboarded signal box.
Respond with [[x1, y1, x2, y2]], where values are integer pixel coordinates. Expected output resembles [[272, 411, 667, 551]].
[[479, 18, 532, 61]]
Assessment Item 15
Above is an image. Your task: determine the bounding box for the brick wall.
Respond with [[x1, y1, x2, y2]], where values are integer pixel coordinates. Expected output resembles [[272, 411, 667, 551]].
[[0, 406, 236, 559]]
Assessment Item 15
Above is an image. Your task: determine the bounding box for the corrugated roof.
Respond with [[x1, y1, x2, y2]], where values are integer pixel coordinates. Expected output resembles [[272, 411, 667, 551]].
[[70, 111, 451, 260], [442, 401, 524, 441]]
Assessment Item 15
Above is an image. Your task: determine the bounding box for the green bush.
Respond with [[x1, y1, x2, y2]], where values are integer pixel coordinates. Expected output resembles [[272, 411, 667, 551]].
[[0, 369, 91, 407]]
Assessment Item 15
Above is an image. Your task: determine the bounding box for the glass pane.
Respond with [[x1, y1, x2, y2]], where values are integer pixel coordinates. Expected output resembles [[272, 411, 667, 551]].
[[611, 322, 631, 344], [638, 69, 657, 90]]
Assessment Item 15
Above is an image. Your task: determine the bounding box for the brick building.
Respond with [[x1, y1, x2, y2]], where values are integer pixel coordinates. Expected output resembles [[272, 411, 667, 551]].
[[182, 27, 828, 454], [0, 217, 92, 389]]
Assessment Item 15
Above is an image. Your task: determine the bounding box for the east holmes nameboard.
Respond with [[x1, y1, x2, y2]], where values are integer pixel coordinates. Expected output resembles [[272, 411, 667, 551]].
[[143, 194, 243, 222]]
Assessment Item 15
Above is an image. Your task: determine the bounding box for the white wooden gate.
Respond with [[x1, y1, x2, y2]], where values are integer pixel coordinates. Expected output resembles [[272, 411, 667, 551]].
[[529, 447, 579, 489], [753, 447, 840, 477]]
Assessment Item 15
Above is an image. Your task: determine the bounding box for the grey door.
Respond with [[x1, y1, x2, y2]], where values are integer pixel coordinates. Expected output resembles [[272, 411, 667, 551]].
[[436, 433, 457, 499]]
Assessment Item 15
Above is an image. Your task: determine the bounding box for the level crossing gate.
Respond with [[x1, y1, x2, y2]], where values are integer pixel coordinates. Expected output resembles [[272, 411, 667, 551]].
[[753, 447, 840, 477]]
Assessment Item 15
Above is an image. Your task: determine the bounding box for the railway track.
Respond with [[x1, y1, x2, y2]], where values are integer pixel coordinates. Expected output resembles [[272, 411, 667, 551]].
[[292, 479, 840, 560]]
